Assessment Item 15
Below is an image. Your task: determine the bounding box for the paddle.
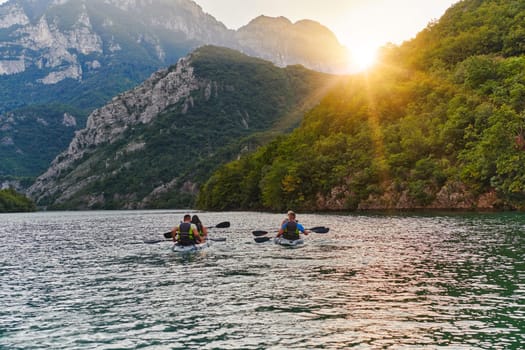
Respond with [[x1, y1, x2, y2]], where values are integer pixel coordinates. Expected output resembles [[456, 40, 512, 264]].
[[163, 221, 230, 238], [254, 236, 272, 243], [144, 237, 226, 244], [252, 230, 269, 237], [252, 226, 329, 236], [310, 227, 330, 233], [253, 226, 329, 243], [309, 226, 329, 233]]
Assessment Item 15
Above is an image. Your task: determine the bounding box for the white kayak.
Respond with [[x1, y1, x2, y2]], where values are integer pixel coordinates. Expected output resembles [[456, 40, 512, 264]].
[[172, 240, 211, 253], [274, 237, 305, 248]]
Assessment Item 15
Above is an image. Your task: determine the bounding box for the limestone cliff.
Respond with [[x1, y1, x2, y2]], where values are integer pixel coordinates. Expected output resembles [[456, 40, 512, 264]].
[[0, 0, 349, 178], [27, 55, 201, 206], [27, 46, 337, 209]]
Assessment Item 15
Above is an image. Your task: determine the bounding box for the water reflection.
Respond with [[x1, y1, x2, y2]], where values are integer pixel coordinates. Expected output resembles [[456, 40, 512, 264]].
[[0, 210, 523, 349]]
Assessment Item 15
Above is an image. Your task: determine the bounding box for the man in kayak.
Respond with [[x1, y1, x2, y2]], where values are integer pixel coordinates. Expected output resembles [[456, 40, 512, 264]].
[[172, 214, 203, 245], [276, 211, 310, 240], [281, 210, 295, 226]]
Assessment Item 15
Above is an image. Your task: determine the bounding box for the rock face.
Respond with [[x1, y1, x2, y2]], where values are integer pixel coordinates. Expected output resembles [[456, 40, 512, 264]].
[[0, 0, 231, 83], [314, 181, 501, 211], [0, 3, 29, 29], [0, 0, 347, 85], [0, 0, 350, 178], [27, 55, 201, 205], [26, 46, 336, 209]]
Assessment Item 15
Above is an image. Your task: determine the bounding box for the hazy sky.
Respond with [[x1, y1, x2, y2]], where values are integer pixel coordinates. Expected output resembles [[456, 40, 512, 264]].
[[194, 0, 458, 49]]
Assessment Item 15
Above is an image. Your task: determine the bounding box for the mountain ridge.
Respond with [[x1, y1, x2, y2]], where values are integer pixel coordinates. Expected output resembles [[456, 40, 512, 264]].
[[0, 0, 349, 178], [28, 46, 340, 209]]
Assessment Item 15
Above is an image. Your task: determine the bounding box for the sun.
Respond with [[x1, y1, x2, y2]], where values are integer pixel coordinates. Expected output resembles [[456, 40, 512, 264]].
[[339, 37, 379, 73], [349, 45, 378, 72]]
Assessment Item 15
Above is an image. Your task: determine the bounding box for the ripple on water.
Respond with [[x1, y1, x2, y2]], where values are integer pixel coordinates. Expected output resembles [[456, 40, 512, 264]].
[[0, 211, 523, 349]]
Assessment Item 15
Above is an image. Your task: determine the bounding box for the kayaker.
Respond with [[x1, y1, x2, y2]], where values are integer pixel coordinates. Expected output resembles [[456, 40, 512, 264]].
[[191, 215, 208, 241], [277, 211, 309, 240], [281, 210, 295, 225], [172, 214, 203, 245]]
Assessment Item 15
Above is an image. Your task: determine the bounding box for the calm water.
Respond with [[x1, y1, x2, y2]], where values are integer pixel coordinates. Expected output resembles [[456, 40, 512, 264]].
[[0, 210, 523, 349]]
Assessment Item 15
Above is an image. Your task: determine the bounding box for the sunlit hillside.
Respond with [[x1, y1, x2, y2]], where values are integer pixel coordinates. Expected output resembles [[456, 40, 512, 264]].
[[198, 0, 525, 211]]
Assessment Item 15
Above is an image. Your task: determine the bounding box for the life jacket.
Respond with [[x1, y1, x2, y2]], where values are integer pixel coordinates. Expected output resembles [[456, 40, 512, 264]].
[[177, 222, 195, 245], [283, 221, 300, 240]]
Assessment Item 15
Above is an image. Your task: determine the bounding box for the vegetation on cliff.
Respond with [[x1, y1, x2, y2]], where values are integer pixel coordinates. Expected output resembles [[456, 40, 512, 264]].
[[198, 0, 525, 211], [0, 189, 36, 213]]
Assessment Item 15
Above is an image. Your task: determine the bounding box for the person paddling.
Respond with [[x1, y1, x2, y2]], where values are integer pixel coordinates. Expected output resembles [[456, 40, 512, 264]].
[[191, 215, 208, 241], [281, 210, 295, 226], [172, 214, 203, 245], [276, 210, 310, 240]]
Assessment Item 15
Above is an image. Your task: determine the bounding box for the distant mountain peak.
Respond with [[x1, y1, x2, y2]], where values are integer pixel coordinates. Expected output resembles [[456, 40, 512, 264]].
[[236, 15, 348, 73], [244, 15, 292, 26]]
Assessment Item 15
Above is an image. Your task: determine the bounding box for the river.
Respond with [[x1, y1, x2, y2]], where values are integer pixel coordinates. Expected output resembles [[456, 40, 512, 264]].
[[0, 210, 523, 349]]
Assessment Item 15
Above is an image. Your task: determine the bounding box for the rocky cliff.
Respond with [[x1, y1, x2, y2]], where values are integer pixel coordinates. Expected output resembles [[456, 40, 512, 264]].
[[27, 54, 200, 206], [0, 0, 349, 178], [0, 0, 232, 85], [27, 46, 338, 209], [0, 0, 347, 86]]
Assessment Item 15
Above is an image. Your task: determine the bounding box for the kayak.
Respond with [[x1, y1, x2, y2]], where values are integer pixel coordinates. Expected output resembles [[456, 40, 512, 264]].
[[172, 240, 211, 253], [274, 237, 305, 248]]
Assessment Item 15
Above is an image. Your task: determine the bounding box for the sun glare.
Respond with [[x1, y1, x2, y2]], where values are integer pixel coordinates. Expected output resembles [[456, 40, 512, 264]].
[[349, 45, 378, 72]]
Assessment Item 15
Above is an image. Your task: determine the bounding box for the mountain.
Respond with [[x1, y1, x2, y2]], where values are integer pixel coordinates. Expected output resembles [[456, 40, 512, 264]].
[[198, 0, 525, 211], [0, 0, 232, 178], [0, 0, 349, 179], [27, 46, 340, 209], [235, 16, 349, 74], [0, 0, 232, 112]]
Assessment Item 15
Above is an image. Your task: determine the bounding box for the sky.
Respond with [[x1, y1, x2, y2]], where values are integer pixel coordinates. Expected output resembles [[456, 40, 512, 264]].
[[194, 0, 459, 69], [194, 0, 458, 45]]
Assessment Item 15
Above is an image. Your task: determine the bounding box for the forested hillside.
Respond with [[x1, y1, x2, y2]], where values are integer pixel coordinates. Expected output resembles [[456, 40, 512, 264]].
[[29, 46, 339, 209], [198, 0, 525, 211], [0, 189, 36, 212]]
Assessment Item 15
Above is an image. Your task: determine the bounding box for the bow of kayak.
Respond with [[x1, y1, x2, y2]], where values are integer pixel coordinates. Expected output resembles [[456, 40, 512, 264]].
[[274, 237, 305, 248]]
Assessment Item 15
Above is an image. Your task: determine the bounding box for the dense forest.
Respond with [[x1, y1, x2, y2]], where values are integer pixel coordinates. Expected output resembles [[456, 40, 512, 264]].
[[0, 189, 36, 213], [197, 0, 525, 211]]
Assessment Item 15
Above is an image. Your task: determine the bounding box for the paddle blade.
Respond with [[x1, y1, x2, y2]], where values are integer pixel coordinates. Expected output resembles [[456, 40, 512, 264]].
[[163, 231, 173, 238], [214, 221, 230, 228], [144, 239, 165, 244], [311, 227, 329, 234], [252, 230, 268, 237], [254, 236, 272, 243]]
